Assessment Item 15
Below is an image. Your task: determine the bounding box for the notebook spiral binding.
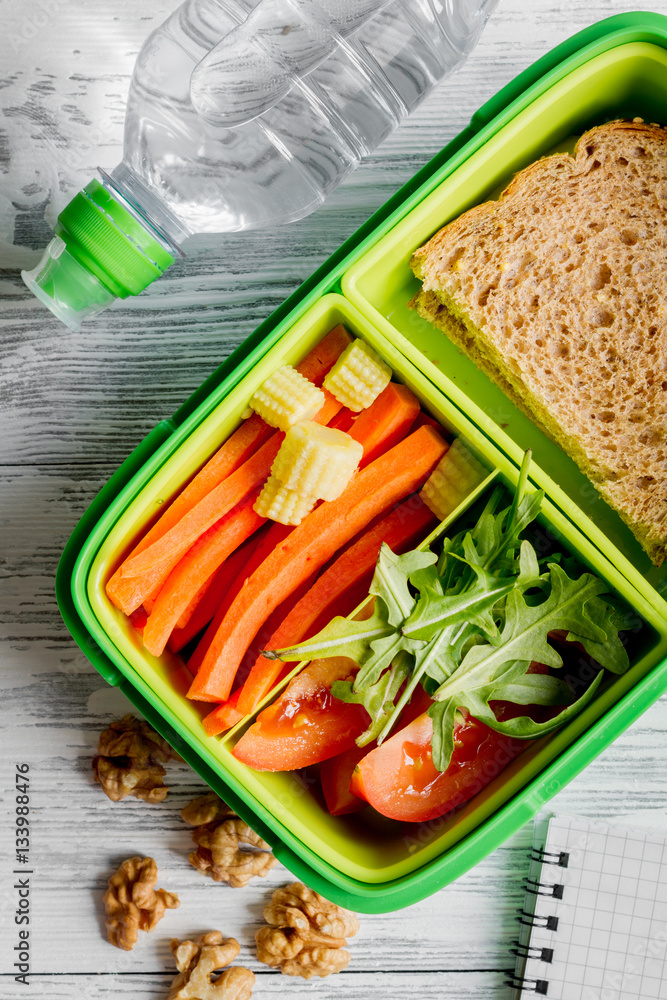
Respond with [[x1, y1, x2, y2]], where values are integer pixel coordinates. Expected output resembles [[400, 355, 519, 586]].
[[530, 848, 569, 867], [506, 844, 569, 994], [522, 877, 565, 899], [516, 909, 559, 931], [504, 973, 549, 995], [510, 941, 554, 963]]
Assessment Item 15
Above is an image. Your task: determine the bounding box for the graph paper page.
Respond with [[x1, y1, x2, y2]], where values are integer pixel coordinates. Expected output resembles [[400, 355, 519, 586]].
[[521, 814, 667, 1000]]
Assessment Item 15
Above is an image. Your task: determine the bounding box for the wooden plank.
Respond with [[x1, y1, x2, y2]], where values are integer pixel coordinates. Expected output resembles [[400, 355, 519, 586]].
[[3, 2, 667, 997]]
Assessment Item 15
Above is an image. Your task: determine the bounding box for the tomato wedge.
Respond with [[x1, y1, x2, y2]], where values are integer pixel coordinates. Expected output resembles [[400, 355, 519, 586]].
[[320, 744, 369, 816], [231, 657, 369, 771], [350, 708, 526, 823], [319, 683, 435, 816]]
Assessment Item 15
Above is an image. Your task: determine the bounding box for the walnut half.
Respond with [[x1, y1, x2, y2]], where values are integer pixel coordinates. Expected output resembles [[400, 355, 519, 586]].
[[167, 932, 254, 1000], [103, 856, 180, 951], [256, 882, 359, 979], [181, 791, 236, 827], [190, 818, 278, 888], [92, 714, 180, 803], [182, 793, 277, 888]]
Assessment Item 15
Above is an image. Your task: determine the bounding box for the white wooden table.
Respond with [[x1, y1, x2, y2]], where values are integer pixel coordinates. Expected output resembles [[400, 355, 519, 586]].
[[2, 2, 667, 998]]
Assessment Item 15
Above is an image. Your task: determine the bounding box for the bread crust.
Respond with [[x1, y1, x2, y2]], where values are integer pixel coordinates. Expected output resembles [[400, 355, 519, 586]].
[[410, 120, 667, 566]]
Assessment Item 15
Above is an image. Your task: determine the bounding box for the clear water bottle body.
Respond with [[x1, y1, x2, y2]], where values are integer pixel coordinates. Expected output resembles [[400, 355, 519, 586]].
[[23, 0, 498, 328]]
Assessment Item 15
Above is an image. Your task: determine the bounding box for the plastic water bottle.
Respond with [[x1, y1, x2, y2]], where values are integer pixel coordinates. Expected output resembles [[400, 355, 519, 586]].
[[23, 0, 498, 330]]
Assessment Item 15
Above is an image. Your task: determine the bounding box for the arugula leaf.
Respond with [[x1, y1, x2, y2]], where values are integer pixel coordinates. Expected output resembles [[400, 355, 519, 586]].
[[428, 698, 458, 774], [371, 545, 437, 627], [265, 601, 392, 663], [355, 629, 422, 690], [456, 670, 605, 742], [431, 566, 615, 700], [331, 652, 411, 746], [489, 671, 573, 705]]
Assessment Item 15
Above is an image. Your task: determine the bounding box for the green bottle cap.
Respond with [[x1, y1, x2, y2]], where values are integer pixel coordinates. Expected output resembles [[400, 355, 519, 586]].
[[22, 179, 175, 330]]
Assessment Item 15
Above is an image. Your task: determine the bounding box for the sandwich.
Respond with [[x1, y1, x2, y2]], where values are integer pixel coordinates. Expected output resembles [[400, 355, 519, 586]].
[[410, 120, 667, 566]]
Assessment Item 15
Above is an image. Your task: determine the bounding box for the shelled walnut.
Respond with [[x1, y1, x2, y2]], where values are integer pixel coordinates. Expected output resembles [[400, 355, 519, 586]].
[[256, 882, 359, 978], [92, 714, 181, 803], [103, 856, 180, 951], [181, 791, 236, 827], [189, 817, 278, 888], [167, 932, 254, 1000]]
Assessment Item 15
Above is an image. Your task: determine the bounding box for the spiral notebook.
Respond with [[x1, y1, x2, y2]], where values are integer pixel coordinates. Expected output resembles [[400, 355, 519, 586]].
[[507, 814, 667, 999]]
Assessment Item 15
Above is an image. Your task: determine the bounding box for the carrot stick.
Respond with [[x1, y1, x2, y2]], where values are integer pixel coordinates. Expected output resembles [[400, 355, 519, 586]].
[[203, 690, 246, 737], [348, 382, 420, 467], [105, 414, 272, 615], [106, 327, 350, 614], [168, 530, 268, 652], [191, 576, 320, 707], [187, 425, 448, 703], [327, 407, 356, 433], [183, 521, 296, 670], [104, 436, 283, 617], [121, 436, 283, 582], [296, 325, 352, 384], [143, 593, 158, 615], [175, 573, 216, 631], [411, 411, 442, 433], [129, 417, 271, 562], [142, 493, 266, 656], [235, 496, 438, 716]]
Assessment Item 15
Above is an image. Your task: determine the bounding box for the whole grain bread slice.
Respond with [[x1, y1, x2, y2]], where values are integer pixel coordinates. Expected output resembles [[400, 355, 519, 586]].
[[410, 119, 667, 566]]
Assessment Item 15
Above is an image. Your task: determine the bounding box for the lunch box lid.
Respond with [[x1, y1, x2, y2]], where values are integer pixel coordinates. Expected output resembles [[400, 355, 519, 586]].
[[57, 12, 667, 911]]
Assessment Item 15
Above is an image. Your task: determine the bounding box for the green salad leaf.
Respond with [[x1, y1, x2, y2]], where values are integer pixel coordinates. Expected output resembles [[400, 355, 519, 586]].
[[265, 453, 631, 773]]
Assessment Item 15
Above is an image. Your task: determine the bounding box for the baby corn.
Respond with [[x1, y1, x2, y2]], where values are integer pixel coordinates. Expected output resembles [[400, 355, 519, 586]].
[[323, 339, 391, 411], [420, 439, 487, 521], [254, 475, 318, 526], [249, 365, 325, 431], [272, 422, 363, 502]]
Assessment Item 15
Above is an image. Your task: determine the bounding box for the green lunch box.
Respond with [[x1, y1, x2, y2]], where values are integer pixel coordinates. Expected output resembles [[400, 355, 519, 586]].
[[57, 13, 667, 913]]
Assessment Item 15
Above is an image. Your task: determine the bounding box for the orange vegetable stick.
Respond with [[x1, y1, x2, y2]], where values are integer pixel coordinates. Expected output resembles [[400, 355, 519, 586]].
[[168, 530, 268, 652], [187, 425, 448, 703], [142, 493, 266, 656], [184, 521, 296, 669], [105, 326, 350, 613], [104, 436, 284, 616], [348, 382, 420, 467], [120, 398, 344, 645], [411, 411, 442, 433], [105, 414, 273, 614], [203, 690, 246, 737], [296, 325, 352, 384], [175, 573, 216, 631], [201, 567, 320, 737], [235, 496, 438, 716], [110, 399, 341, 617], [327, 407, 356, 433]]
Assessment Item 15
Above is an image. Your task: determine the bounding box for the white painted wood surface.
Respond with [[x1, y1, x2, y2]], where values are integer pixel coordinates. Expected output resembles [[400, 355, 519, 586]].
[[2, 2, 667, 998]]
